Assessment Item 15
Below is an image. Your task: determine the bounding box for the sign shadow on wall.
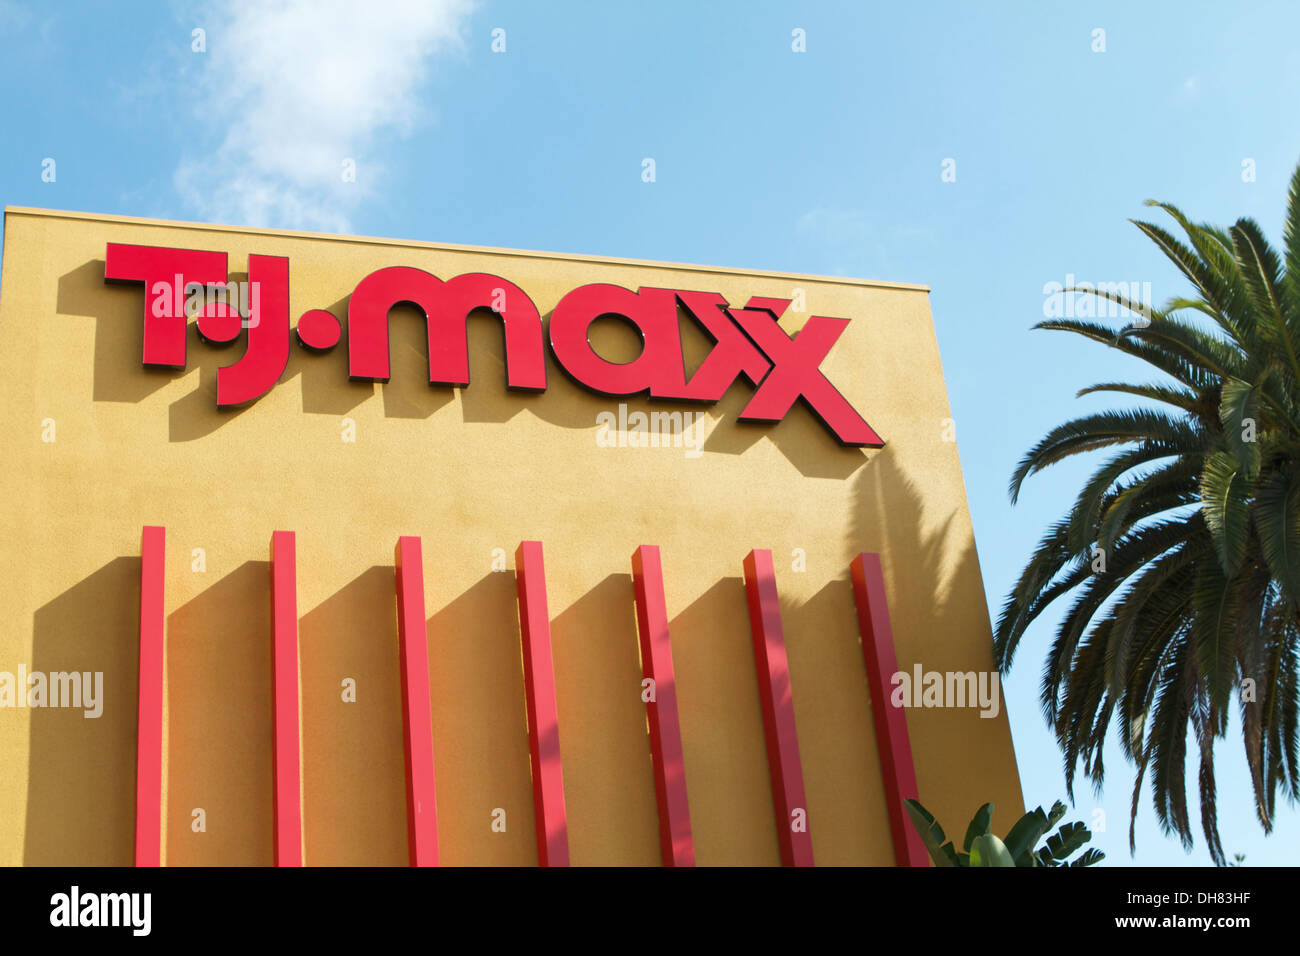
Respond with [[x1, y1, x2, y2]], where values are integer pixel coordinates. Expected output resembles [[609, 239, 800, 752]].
[[57, 260, 181, 403], [292, 297, 374, 417], [25, 557, 140, 865], [549, 572, 660, 866], [846, 446, 974, 666], [845, 446, 1016, 827], [298, 565, 407, 866], [19, 539, 959, 865], [425, 571, 536, 866], [667, 575, 781, 866], [165, 562, 273, 866], [779, 579, 896, 865]]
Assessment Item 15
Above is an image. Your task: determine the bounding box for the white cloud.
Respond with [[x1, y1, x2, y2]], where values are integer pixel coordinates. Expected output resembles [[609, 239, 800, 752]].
[[175, 0, 476, 232]]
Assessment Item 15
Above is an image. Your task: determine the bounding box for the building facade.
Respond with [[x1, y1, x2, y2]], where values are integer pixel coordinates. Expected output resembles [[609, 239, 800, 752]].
[[0, 207, 1022, 866]]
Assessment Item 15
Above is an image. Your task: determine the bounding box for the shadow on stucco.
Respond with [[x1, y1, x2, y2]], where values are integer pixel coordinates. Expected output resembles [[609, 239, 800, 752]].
[[24, 557, 140, 865], [57, 259, 180, 404], [548, 572, 660, 866], [19, 526, 970, 865], [299, 566, 406, 866], [844, 443, 1024, 836], [665, 575, 780, 866], [164, 561, 273, 865], [425, 571, 535, 866]]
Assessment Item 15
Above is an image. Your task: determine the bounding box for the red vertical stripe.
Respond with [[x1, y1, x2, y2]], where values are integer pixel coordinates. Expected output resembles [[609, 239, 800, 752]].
[[395, 536, 439, 866], [270, 531, 303, 867], [135, 525, 165, 868], [631, 545, 694, 866], [742, 549, 814, 867], [514, 541, 569, 867], [743, 546, 811, 868], [850, 552, 928, 867]]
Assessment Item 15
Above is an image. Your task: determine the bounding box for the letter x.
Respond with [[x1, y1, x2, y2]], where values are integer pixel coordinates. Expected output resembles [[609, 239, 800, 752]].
[[728, 298, 884, 447]]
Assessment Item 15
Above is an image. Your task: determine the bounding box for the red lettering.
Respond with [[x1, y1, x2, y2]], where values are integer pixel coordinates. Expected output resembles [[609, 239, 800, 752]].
[[348, 267, 546, 390], [104, 243, 228, 368], [548, 285, 688, 396], [728, 299, 883, 447], [664, 290, 771, 402], [217, 255, 290, 406], [105, 245, 881, 446]]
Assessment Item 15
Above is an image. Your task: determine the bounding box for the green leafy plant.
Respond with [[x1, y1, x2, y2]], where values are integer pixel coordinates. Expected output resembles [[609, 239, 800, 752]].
[[904, 798, 1105, 867]]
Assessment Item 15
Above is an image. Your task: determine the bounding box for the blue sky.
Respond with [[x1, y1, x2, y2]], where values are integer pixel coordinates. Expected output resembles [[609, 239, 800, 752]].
[[3, 0, 1298, 865]]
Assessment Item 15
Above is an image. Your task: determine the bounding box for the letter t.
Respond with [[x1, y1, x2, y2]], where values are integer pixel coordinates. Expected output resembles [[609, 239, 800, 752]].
[[105, 243, 229, 368]]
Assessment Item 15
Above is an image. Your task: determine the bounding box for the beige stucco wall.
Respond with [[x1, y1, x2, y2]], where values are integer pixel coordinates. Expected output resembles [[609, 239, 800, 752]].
[[0, 207, 1022, 865]]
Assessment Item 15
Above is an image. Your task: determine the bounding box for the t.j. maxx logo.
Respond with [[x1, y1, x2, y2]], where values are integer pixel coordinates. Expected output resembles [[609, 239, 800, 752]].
[[104, 243, 883, 446]]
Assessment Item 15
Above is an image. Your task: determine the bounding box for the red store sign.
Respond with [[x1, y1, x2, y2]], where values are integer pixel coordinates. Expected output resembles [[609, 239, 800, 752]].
[[104, 243, 883, 447]]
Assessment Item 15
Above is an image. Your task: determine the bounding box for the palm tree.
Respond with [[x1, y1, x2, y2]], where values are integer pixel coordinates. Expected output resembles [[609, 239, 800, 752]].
[[997, 162, 1300, 864]]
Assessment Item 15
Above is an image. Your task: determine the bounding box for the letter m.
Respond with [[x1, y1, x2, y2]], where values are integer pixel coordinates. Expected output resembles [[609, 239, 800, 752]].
[[101, 893, 130, 926], [347, 267, 547, 390]]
